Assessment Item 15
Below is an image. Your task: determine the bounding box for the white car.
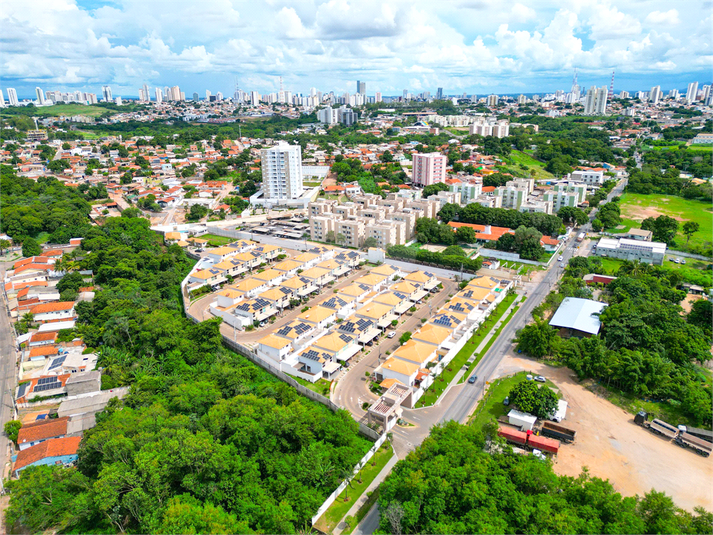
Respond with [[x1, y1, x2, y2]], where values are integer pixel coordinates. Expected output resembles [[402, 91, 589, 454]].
[[558, 256, 563, 262], [387, 332, 396, 339]]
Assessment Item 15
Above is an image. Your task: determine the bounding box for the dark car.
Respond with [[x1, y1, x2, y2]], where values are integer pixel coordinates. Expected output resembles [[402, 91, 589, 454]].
[[503, 396, 510, 406], [468, 374, 477, 384]]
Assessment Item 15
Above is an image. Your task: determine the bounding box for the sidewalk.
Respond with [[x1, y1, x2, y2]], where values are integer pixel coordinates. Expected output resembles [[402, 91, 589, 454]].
[[430, 294, 523, 407], [333, 447, 399, 535]]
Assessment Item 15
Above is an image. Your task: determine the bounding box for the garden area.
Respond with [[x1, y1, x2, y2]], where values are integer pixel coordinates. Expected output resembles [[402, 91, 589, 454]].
[[294, 376, 332, 397], [313, 443, 395, 534], [199, 233, 236, 247], [415, 291, 519, 407]]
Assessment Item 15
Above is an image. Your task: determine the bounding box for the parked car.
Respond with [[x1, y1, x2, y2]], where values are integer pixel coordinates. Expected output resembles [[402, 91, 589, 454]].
[[387, 332, 396, 339], [468, 374, 478, 384], [558, 256, 563, 261], [681, 259, 686, 264], [534, 375, 546, 383], [503, 396, 510, 406], [259, 321, 267, 328]]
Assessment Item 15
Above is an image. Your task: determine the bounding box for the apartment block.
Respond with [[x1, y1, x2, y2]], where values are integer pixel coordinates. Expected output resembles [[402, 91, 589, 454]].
[[570, 169, 604, 185], [390, 210, 417, 239], [494, 186, 527, 209], [427, 190, 461, 209], [310, 216, 335, 242], [518, 200, 553, 215], [335, 203, 359, 217], [366, 222, 398, 249], [449, 179, 483, 203], [412, 153, 447, 186], [309, 199, 337, 217], [336, 219, 365, 248], [543, 191, 579, 212], [552, 182, 587, 203]]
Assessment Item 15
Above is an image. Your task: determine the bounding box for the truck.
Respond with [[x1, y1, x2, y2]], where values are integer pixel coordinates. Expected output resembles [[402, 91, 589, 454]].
[[676, 432, 712, 457], [527, 434, 560, 455], [498, 426, 528, 447], [548, 399, 568, 422], [577, 232, 586, 242], [541, 421, 576, 443], [648, 418, 679, 439]]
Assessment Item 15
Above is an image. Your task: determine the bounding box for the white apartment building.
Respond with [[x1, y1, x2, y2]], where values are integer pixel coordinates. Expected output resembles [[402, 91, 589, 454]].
[[412, 153, 447, 186], [8, 88, 19, 106], [469, 119, 510, 138], [494, 185, 527, 209], [649, 86, 662, 105], [261, 142, 304, 200], [519, 200, 553, 215], [584, 86, 608, 115], [552, 182, 587, 203], [487, 95, 498, 106], [543, 191, 579, 211], [570, 169, 604, 185], [686, 82, 699, 104], [449, 179, 483, 204]]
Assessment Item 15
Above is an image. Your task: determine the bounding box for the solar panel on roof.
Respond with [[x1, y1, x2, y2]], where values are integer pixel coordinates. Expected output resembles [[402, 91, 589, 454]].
[[277, 325, 292, 335], [17, 383, 28, 398], [295, 323, 310, 334], [302, 349, 320, 361], [48, 356, 66, 370], [340, 322, 355, 333], [339, 333, 353, 343]]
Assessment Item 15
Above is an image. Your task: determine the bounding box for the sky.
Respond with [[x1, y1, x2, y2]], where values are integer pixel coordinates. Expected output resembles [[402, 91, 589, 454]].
[[1, 0, 711, 99]]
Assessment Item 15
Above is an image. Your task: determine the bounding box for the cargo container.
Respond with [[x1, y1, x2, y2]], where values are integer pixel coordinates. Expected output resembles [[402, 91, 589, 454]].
[[648, 419, 678, 439], [508, 409, 537, 431], [528, 434, 560, 455], [686, 427, 713, 444], [498, 427, 528, 447], [541, 421, 576, 443], [676, 432, 712, 457]]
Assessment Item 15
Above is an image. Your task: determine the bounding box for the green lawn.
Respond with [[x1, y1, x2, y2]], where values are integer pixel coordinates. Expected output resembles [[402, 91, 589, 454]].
[[470, 371, 560, 429], [597, 255, 712, 287], [505, 150, 554, 180], [200, 233, 236, 247], [314, 443, 394, 534], [24, 104, 110, 117], [415, 292, 518, 407], [618, 193, 712, 254], [304, 181, 322, 187], [646, 144, 713, 153], [293, 376, 331, 397], [341, 488, 381, 535]]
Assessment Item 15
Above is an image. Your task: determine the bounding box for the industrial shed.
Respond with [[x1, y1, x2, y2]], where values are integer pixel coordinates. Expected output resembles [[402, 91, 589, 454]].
[[549, 297, 607, 338]]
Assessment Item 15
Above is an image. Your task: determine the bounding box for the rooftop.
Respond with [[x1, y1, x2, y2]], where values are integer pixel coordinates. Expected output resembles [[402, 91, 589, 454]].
[[549, 297, 607, 335]]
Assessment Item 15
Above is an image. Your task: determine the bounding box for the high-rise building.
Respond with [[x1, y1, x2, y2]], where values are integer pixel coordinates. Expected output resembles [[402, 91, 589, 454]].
[[155, 88, 163, 103], [619, 90, 630, 99], [375, 92, 382, 103], [649, 86, 662, 105], [138, 89, 146, 102], [668, 89, 679, 99], [7, 88, 18, 106], [35, 87, 45, 105], [412, 153, 447, 186], [487, 94, 498, 106], [102, 86, 113, 102], [142, 83, 150, 102], [403, 89, 408, 101], [436, 87, 443, 100], [193, 92, 199, 101], [261, 141, 304, 200], [584, 86, 608, 115], [216, 92, 223, 101], [317, 106, 336, 125], [356, 80, 366, 95], [701, 85, 711, 105], [0, 89, 5, 107], [206, 90, 211, 99], [517, 94, 527, 105], [337, 105, 357, 126], [686, 82, 699, 103], [170, 86, 181, 101], [250, 91, 260, 106]]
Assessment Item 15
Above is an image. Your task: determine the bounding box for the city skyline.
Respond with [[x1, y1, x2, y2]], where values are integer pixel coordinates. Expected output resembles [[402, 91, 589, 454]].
[[1, 0, 710, 98]]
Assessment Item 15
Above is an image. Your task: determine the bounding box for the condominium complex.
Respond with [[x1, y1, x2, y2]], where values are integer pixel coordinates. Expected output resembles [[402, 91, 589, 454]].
[[309, 193, 440, 248], [412, 153, 447, 186], [584, 86, 608, 115], [468, 118, 510, 138], [261, 142, 304, 200]]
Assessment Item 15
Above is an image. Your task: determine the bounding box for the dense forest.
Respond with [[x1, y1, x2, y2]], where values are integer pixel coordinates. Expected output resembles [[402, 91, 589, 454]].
[[5, 188, 372, 533], [517, 256, 712, 427], [0, 166, 94, 243], [377, 422, 712, 534]]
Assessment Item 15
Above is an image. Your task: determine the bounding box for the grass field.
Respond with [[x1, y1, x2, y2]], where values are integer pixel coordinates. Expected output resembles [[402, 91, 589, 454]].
[[646, 144, 713, 153], [293, 376, 331, 396], [470, 371, 560, 429], [596, 255, 712, 287], [313, 443, 394, 534], [415, 292, 518, 407], [617, 193, 712, 253], [26, 104, 109, 117], [505, 150, 554, 181], [199, 233, 235, 247]]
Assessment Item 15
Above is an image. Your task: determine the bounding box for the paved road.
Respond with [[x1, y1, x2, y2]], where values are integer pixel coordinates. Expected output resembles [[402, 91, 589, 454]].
[[0, 264, 17, 487]]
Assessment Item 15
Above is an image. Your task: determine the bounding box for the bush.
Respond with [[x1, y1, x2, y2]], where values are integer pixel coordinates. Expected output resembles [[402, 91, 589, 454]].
[[4, 420, 22, 443]]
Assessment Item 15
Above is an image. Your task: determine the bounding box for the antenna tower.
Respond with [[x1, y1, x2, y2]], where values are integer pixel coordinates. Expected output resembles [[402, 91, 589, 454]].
[[608, 70, 615, 99]]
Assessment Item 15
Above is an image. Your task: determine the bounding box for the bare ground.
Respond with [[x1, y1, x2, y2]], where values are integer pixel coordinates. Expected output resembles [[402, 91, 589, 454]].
[[493, 355, 713, 512]]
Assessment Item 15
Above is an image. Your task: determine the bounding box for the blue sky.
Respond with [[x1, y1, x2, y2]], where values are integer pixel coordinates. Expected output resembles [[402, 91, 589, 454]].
[[1, 0, 710, 99]]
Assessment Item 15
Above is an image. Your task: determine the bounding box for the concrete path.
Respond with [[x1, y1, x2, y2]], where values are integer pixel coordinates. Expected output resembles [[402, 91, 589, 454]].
[[335, 447, 399, 535]]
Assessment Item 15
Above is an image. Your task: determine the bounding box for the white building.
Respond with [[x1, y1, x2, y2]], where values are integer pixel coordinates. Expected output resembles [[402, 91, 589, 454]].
[[595, 237, 666, 265], [261, 142, 304, 200], [7, 88, 18, 106], [0, 89, 5, 107], [686, 82, 699, 104], [35, 87, 45, 105], [584, 86, 608, 115], [570, 169, 604, 185], [102, 86, 112, 102], [649, 85, 662, 105], [154, 88, 163, 103], [412, 153, 447, 186]]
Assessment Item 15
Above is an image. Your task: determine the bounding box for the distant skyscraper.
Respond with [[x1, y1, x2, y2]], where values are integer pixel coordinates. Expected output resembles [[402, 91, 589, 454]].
[[487, 94, 498, 106], [261, 142, 304, 200], [35, 87, 45, 105], [403, 89, 408, 100], [102, 86, 113, 102], [686, 82, 699, 103], [250, 91, 260, 106], [142, 83, 150, 102], [619, 91, 630, 99], [375, 92, 382, 103], [517, 94, 527, 105], [357, 81, 366, 95], [436, 87, 443, 100], [193, 92, 199, 101], [206, 90, 211, 99], [584, 86, 608, 115], [701, 85, 711, 105], [0, 89, 5, 107], [649, 86, 662, 105], [7, 88, 18, 106], [155, 88, 163, 103], [171, 86, 181, 101]]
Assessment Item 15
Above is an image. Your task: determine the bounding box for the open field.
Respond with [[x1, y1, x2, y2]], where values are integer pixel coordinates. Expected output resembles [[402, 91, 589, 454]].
[[199, 233, 236, 247], [505, 150, 554, 180], [596, 254, 712, 287], [6, 104, 109, 117], [492, 356, 713, 512], [616, 193, 712, 253], [313, 443, 394, 534], [646, 144, 713, 152]]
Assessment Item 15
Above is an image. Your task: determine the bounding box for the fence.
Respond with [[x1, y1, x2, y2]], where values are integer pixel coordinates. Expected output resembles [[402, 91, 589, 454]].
[[310, 433, 388, 525]]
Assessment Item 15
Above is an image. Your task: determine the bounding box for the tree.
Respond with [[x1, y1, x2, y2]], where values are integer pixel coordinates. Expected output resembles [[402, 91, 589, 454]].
[[442, 245, 466, 257], [515, 317, 558, 359], [508, 380, 558, 418], [455, 226, 475, 243], [437, 202, 459, 223], [380, 150, 394, 163], [187, 204, 209, 221], [4, 420, 21, 443], [22, 237, 42, 257], [0, 239, 10, 255], [641, 215, 679, 245], [363, 237, 378, 249], [496, 232, 516, 252], [336, 233, 347, 246], [592, 219, 603, 232], [325, 230, 336, 243], [682, 221, 700, 244], [399, 332, 412, 345]]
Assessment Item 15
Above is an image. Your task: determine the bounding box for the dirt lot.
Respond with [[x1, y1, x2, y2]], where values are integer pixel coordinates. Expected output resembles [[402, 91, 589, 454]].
[[493, 355, 713, 512]]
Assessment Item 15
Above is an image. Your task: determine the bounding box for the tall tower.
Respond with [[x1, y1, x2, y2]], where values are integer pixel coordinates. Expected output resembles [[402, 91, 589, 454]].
[[608, 70, 615, 100]]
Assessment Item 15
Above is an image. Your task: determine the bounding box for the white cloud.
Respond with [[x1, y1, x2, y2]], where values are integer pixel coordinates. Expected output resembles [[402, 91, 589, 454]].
[[645, 10, 680, 25], [510, 3, 536, 23]]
